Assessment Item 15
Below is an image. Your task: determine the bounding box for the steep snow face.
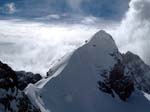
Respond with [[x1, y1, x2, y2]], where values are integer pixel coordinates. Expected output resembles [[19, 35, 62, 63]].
[[82, 30, 121, 78], [36, 30, 121, 112], [26, 30, 150, 112]]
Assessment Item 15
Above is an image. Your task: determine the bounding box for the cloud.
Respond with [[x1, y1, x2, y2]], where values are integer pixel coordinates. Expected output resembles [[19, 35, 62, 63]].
[[0, 19, 100, 76], [0, 2, 16, 14], [110, 0, 150, 65]]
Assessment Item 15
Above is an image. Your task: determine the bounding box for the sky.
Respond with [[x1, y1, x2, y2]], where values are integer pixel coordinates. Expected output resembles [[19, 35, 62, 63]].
[[0, 0, 130, 20], [0, 0, 150, 75]]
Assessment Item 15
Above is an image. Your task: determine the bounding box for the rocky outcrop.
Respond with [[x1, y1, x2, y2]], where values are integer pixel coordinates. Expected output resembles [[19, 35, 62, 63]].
[[98, 61, 134, 101], [98, 50, 150, 101], [16, 71, 42, 90], [123, 51, 150, 93], [0, 61, 41, 112]]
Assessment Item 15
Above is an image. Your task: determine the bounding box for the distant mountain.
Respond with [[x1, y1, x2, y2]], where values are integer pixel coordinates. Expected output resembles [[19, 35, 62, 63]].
[[0, 61, 42, 112], [123, 51, 150, 93], [25, 30, 150, 112]]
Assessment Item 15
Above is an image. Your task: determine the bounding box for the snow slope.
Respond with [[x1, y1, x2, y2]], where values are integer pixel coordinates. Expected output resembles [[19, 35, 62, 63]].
[[26, 30, 150, 112]]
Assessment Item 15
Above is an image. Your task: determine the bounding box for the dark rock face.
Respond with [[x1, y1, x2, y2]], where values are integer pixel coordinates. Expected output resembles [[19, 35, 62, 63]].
[[109, 62, 134, 101], [98, 62, 134, 101], [98, 51, 150, 101], [16, 71, 42, 90], [98, 49, 136, 101], [0, 61, 41, 112], [0, 61, 17, 84], [123, 51, 150, 94]]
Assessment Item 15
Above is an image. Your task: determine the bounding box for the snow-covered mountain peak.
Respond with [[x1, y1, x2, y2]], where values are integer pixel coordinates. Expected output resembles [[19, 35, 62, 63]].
[[91, 30, 113, 41], [33, 30, 123, 112], [123, 51, 141, 62], [25, 30, 150, 112], [80, 30, 120, 78], [123, 51, 150, 93], [88, 30, 117, 51]]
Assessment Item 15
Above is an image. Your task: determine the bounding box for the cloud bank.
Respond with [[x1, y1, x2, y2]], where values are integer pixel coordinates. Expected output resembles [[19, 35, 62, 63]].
[[1, 0, 150, 75], [110, 0, 150, 65], [0, 20, 100, 75]]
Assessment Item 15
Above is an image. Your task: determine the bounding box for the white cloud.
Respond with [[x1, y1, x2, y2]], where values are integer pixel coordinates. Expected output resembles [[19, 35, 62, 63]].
[[48, 14, 60, 19], [37, 14, 61, 20], [0, 20, 99, 76], [1, 2, 16, 14], [81, 16, 98, 24], [109, 0, 150, 65]]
